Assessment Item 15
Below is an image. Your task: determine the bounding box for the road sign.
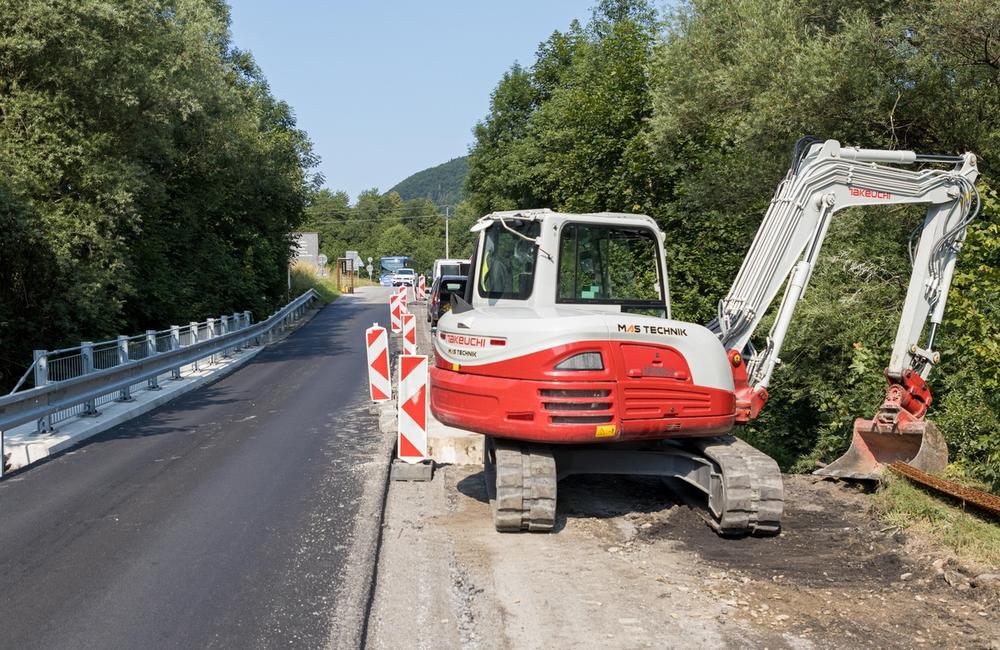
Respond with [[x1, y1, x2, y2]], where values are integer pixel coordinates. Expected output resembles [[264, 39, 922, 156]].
[[345, 250, 363, 270], [365, 323, 390, 402], [397, 355, 428, 463]]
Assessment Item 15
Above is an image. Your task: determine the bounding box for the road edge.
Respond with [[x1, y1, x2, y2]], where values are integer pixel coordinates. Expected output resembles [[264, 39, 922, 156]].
[[326, 376, 397, 649]]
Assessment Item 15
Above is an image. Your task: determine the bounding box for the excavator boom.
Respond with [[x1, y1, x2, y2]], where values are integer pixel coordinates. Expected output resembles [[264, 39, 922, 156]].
[[710, 138, 979, 479]]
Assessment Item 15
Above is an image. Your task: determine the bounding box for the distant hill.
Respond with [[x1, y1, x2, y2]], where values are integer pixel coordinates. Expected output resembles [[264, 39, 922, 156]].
[[388, 156, 468, 208]]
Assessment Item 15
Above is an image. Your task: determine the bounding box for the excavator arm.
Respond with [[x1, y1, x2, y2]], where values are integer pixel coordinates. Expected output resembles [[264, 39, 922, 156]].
[[709, 138, 979, 478]]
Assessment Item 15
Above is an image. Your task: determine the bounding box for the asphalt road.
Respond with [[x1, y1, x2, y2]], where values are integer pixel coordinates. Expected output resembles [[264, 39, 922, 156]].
[[0, 291, 390, 649]]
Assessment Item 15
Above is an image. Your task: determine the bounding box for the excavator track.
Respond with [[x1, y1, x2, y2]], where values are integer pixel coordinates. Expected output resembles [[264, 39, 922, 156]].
[[686, 435, 784, 536], [485, 437, 557, 532], [484, 434, 781, 536]]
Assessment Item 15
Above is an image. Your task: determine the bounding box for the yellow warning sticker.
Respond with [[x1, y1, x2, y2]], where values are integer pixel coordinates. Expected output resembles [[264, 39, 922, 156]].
[[595, 424, 616, 438]]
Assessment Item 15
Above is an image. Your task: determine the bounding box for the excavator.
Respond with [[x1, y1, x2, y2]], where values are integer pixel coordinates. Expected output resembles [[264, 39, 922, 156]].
[[429, 138, 980, 534]]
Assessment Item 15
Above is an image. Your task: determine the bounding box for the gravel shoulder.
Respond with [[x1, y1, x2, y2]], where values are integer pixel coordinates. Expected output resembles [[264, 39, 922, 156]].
[[368, 464, 1000, 649]]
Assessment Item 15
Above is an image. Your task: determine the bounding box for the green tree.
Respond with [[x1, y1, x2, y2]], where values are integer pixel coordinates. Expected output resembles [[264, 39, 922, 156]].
[[0, 0, 316, 389]]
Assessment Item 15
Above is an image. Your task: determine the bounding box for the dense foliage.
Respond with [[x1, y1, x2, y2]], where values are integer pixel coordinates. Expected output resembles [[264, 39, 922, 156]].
[[466, 0, 1000, 487], [0, 0, 316, 390], [388, 156, 469, 209]]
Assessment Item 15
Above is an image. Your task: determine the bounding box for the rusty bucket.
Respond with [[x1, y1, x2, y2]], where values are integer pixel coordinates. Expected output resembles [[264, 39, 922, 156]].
[[813, 419, 948, 481]]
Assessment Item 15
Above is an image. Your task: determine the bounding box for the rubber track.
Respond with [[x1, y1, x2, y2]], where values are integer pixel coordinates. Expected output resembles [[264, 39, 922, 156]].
[[490, 440, 556, 532], [687, 435, 784, 536]]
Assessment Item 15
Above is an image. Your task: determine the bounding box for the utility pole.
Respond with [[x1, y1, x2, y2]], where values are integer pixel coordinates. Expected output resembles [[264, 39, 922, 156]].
[[445, 206, 451, 258]]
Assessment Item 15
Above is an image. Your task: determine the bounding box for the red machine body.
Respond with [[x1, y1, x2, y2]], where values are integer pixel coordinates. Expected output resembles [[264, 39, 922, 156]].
[[431, 338, 739, 443]]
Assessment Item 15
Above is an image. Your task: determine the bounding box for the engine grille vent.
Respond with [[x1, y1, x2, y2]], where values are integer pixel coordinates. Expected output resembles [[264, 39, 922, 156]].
[[540, 388, 614, 425]]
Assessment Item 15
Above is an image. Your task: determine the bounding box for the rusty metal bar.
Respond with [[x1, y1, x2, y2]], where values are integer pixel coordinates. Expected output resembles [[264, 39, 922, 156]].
[[889, 461, 1000, 518]]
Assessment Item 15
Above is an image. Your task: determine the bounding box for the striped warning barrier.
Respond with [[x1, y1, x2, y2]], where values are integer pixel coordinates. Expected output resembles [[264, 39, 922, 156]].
[[402, 312, 417, 355], [389, 293, 402, 333], [397, 285, 408, 311], [417, 275, 426, 301], [397, 354, 428, 462], [365, 323, 390, 402]]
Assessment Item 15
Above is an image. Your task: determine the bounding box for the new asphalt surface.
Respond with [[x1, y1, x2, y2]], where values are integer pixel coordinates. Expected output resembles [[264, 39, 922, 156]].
[[0, 292, 390, 649]]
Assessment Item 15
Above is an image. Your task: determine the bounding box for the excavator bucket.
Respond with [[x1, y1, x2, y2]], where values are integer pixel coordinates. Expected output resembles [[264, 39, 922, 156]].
[[814, 419, 948, 481]]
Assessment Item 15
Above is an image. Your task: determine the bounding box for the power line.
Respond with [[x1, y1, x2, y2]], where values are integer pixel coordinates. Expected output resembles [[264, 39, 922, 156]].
[[302, 211, 469, 225]]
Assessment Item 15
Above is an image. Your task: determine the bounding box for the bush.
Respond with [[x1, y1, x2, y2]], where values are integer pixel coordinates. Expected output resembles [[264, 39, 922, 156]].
[[289, 263, 340, 304]]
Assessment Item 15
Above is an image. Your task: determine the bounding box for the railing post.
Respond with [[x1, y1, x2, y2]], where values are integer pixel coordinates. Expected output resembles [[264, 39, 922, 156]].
[[146, 330, 161, 390], [231, 313, 242, 352], [189, 321, 200, 371], [81, 342, 99, 416], [206, 318, 216, 364], [170, 326, 182, 379], [220, 315, 230, 358], [34, 350, 52, 433], [116, 336, 133, 402], [244, 311, 256, 346]]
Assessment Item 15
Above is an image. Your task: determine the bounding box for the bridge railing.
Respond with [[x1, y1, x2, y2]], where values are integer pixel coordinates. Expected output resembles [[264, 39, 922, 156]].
[[0, 290, 319, 437]]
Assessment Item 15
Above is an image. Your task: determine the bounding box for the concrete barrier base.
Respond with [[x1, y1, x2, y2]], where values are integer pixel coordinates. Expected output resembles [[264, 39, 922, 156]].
[[390, 458, 434, 481], [427, 416, 484, 466]]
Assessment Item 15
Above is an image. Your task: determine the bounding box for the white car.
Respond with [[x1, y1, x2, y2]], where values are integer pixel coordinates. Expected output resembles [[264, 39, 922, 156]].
[[391, 268, 417, 287]]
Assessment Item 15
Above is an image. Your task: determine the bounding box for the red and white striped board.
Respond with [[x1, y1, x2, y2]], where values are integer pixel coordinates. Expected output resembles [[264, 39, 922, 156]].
[[389, 293, 402, 333], [397, 285, 408, 311], [417, 275, 427, 301], [365, 323, 390, 402], [402, 312, 417, 355], [397, 354, 428, 462]]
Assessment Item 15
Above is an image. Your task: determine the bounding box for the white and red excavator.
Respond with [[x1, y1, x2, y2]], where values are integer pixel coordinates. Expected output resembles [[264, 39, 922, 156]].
[[429, 138, 980, 534]]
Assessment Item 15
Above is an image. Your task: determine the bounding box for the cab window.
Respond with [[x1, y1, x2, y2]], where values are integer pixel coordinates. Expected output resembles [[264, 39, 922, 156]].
[[478, 219, 540, 300], [557, 223, 664, 312]]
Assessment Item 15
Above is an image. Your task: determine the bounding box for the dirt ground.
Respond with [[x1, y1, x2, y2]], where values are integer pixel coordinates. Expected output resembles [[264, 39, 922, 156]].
[[366, 463, 1000, 649]]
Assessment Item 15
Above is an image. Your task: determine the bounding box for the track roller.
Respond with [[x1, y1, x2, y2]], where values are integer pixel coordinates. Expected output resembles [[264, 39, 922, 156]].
[[483, 437, 557, 532]]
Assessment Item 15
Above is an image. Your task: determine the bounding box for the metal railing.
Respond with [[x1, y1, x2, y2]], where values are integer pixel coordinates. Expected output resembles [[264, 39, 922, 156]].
[[0, 290, 318, 442]]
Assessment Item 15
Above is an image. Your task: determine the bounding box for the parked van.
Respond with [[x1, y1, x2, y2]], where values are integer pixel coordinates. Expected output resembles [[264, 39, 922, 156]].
[[432, 258, 470, 282]]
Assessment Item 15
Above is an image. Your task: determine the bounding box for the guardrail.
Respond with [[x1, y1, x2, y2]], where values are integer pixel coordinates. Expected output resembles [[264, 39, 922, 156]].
[[0, 290, 319, 448]]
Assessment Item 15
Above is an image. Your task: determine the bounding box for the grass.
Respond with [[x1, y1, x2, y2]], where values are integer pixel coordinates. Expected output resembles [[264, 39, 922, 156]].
[[874, 472, 1000, 568], [289, 263, 340, 304]]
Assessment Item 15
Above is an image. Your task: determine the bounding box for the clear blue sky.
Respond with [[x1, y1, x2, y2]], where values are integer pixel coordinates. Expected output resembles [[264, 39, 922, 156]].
[[227, 1, 596, 203]]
